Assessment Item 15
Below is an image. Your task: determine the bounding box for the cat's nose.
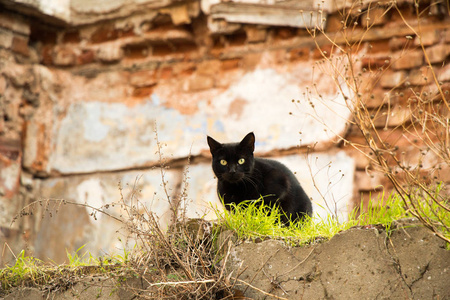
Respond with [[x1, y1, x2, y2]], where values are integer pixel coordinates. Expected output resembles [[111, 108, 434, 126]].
[[229, 166, 236, 173]]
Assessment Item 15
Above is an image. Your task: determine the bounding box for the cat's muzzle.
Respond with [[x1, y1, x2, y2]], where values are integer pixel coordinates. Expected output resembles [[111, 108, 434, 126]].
[[223, 172, 244, 183]]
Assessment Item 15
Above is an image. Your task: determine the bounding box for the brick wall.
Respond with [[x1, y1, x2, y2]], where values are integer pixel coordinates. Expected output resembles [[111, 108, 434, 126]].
[[0, 0, 449, 264]]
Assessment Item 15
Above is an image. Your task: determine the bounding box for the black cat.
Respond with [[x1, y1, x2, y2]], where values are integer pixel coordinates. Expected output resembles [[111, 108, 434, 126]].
[[207, 132, 312, 224]]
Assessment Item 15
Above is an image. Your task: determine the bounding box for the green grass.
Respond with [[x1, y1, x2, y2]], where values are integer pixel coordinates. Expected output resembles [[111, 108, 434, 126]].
[[0, 245, 131, 292], [0, 250, 50, 290], [214, 192, 415, 246], [407, 183, 450, 242]]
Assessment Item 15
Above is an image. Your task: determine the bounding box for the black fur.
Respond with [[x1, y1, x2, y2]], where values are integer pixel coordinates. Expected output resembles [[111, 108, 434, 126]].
[[207, 132, 312, 224]]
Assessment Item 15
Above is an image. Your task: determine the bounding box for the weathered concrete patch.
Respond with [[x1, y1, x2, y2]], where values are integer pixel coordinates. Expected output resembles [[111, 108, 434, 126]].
[[225, 224, 450, 299], [204, 67, 350, 152], [47, 62, 350, 175], [0, 144, 22, 229], [50, 100, 176, 173], [34, 168, 181, 263], [181, 163, 221, 220]]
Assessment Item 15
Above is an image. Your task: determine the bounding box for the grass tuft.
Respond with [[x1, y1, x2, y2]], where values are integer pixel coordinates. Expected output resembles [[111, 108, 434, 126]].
[[214, 192, 419, 246]]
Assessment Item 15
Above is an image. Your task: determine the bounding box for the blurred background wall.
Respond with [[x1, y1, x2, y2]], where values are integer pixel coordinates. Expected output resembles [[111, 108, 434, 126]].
[[1, 0, 449, 265]]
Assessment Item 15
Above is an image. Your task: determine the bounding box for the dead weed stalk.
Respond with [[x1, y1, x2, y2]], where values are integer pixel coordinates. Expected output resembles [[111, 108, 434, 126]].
[[8, 127, 235, 299], [304, 0, 449, 242]]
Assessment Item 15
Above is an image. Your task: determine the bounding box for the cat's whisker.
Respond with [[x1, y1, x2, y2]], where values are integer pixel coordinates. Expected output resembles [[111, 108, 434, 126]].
[[242, 175, 258, 191]]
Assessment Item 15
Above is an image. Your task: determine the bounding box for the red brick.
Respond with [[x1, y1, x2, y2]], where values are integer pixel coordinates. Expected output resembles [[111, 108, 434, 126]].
[[132, 86, 153, 97], [63, 30, 81, 43], [313, 44, 333, 59], [361, 55, 390, 69], [175, 42, 197, 53], [41, 45, 53, 65], [130, 70, 157, 87], [385, 105, 412, 127], [0, 76, 6, 94], [244, 26, 267, 43], [361, 7, 389, 27], [380, 70, 407, 88], [152, 43, 173, 56], [11, 36, 29, 56], [389, 36, 413, 51], [390, 4, 415, 23], [443, 29, 450, 43], [77, 49, 95, 65], [392, 50, 423, 70], [221, 58, 241, 71], [289, 47, 310, 61], [159, 67, 173, 80], [196, 60, 220, 76], [124, 44, 149, 59], [90, 25, 119, 44], [53, 46, 77, 66], [390, 89, 414, 106], [408, 66, 432, 86], [355, 170, 386, 191], [325, 13, 344, 32], [362, 89, 390, 108], [434, 164, 450, 182], [373, 105, 411, 128], [414, 30, 439, 47], [227, 32, 247, 46], [176, 64, 196, 76], [97, 45, 123, 63], [366, 40, 390, 53], [346, 147, 372, 170], [424, 44, 450, 64], [212, 35, 225, 50], [242, 52, 262, 70], [183, 74, 214, 92], [275, 27, 296, 39], [438, 64, 450, 82]]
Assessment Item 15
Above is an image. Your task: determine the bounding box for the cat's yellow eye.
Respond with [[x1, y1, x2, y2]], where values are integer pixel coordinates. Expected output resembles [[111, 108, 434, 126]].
[[238, 158, 245, 165], [220, 159, 227, 166]]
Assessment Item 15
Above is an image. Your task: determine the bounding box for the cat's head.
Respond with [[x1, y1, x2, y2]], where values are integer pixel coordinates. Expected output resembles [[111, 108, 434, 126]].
[[207, 132, 255, 183]]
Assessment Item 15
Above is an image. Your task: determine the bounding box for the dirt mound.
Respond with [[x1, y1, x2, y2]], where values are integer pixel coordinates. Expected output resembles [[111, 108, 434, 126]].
[[2, 220, 449, 299]]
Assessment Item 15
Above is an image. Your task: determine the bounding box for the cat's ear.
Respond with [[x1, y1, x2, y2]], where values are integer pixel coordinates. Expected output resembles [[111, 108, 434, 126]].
[[207, 136, 222, 154], [239, 132, 255, 153]]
